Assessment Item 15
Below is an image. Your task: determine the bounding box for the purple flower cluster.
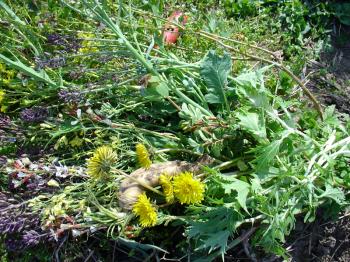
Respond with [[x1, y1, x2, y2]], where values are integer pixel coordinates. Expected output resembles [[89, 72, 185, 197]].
[[0, 158, 86, 252], [0, 114, 10, 142], [0, 114, 20, 144], [68, 68, 85, 80], [58, 89, 85, 103], [46, 33, 81, 53], [22, 230, 42, 246], [0, 217, 27, 234], [0, 193, 50, 251], [35, 56, 66, 69], [0, 113, 11, 128], [20, 107, 48, 123], [0, 156, 6, 165]]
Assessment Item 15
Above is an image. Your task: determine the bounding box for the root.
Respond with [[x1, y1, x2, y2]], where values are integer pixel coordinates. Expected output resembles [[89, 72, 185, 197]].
[[118, 161, 201, 210]]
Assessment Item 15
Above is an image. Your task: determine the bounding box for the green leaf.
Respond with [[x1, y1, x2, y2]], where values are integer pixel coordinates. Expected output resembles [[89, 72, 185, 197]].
[[144, 75, 169, 98], [220, 176, 250, 213], [237, 112, 266, 139], [254, 139, 283, 172], [334, 3, 350, 26], [117, 237, 168, 254], [0, 54, 58, 88], [253, 130, 291, 172], [0, 1, 26, 25], [188, 207, 242, 259], [179, 103, 204, 123], [233, 66, 272, 108], [317, 184, 345, 205], [200, 50, 231, 109]]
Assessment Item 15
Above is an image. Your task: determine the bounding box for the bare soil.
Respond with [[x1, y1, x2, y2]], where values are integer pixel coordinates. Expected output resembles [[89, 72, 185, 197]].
[[287, 212, 350, 262], [307, 21, 350, 115]]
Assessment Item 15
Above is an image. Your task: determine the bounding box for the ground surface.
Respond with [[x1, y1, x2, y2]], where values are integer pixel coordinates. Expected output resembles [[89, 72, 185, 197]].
[[308, 22, 350, 115], [288, 212, 350, 262]]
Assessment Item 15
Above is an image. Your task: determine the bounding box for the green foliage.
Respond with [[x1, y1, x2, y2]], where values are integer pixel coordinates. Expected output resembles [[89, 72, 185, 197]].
[[0, 0, 349, 261], [188, 206, 243, 258], [237, 112, 267, 140], [200, 50, 232, 108], [333, 3, 350, 25]]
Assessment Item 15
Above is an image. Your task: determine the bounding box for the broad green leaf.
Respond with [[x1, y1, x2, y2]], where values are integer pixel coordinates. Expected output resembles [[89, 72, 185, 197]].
[[237, 112, 266, 139], [317, 184, 345, 205], [334, 3, 350, 26], [179, 103, 204, 122], [255, 139, 283, 171], [233, 66, 272, 108], [221, 177, 250, 213], [144, 75, 169, 98], [144, 82, 169, 97], [200, 50, 231, 108], [188, 207, 242, 258]]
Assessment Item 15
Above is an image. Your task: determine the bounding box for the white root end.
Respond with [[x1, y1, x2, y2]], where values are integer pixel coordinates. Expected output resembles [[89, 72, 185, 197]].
[[118, 160, 200, 210]]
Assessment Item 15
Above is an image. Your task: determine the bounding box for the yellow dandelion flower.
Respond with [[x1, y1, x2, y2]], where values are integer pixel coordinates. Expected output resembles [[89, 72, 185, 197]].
[[87, 146, 117, 179], [132, 193, 157, 227], [160, 173, 174, 203], [135, 143, 152, 169], [173, 172, 205, 205]]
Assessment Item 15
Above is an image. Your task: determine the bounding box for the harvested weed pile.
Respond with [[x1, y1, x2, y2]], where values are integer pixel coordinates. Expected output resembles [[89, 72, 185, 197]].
[[0, 1, 350, 261]]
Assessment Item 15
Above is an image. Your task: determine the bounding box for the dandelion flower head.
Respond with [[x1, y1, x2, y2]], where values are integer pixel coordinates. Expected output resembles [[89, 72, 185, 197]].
[[173, 172, 205, 205], [132, 193, 157, 227], [87, 146, 117, 179], [160, 173, 174, 203], [135, 143, 152, 169]]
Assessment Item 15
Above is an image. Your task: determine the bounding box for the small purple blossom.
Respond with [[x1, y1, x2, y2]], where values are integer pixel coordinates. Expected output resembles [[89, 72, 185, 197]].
[[22, 230, 42, 247], [20, 107, 48, 123], [58, 89, 84, 103], [69, 69, 85, 80], [0, 155, 7, 165], [46, 33, 65, 45], [35, 56, 66, 69], [46, 33, 81, 53], [0, 113, 11, 128], [0, 217, 26, 234], [0, 193, 49, 251], [5, 238, 24, 251]]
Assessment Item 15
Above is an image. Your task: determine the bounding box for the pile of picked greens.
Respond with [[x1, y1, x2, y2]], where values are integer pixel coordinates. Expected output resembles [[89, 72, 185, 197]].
[[1, 0, 350, 261]]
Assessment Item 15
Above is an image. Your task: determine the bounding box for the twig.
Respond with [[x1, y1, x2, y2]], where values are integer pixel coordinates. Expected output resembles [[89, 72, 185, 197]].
[[166, 96, 181, 111], [83, 250, 95, 262], [330, 237, 347, 261], [242, 229, 258, 262], [54, 235, 68, 262]]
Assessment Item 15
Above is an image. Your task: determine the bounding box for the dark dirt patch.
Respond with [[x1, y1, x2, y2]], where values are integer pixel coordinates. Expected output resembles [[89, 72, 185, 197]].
[[285, 211, 350, 262], [221, 211, 350, 262], [307, 21, 350, 115]]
